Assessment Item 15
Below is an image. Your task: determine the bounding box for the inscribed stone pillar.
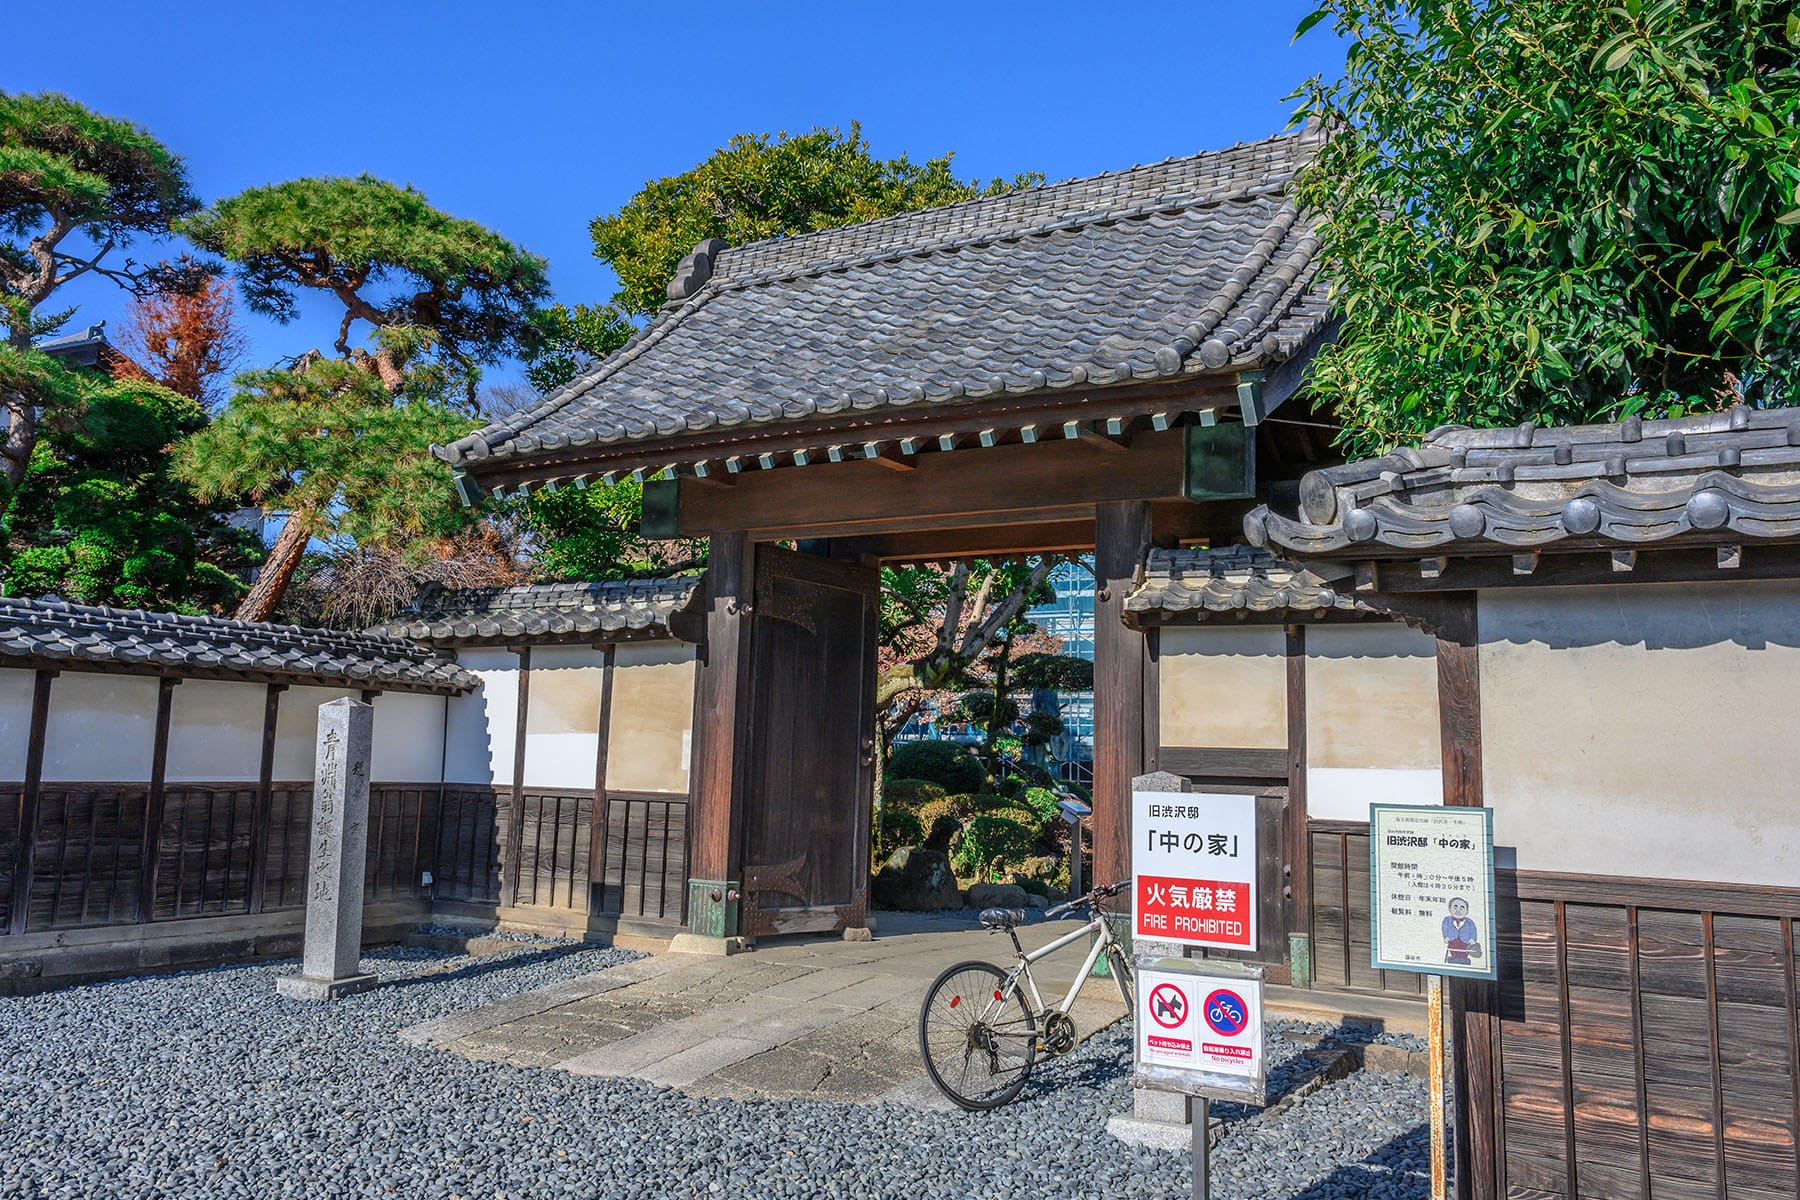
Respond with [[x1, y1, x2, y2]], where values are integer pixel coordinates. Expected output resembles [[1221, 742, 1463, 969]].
[[275, 697, 378, 1001]]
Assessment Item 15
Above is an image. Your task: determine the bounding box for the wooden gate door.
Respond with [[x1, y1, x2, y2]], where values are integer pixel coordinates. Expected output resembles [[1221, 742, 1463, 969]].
[[739, 547, 878, 938]]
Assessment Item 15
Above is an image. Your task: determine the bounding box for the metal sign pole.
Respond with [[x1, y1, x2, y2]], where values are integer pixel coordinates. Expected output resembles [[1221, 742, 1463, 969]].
[[1428, 973, 1446, 1200], [1191, 1096, 1210, 1200]]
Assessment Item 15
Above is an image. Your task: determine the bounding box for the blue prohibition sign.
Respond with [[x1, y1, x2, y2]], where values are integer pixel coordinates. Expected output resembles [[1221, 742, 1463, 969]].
[[1203, 988, 1249, 1037]]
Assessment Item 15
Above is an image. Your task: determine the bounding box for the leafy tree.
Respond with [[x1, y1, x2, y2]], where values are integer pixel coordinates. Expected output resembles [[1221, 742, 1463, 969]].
[[181, 175, 550, 395], [1, 91, 198, 487], [524, 479, 706, 581], [1, 352, 254, 610], [523, 126, 1043, 569], [113, 269, 247, 408], [173, 339, 480, 622], [1294, 0, 1800, 455], [590, 123, 1042, 319], [179, 177, 551, 620]]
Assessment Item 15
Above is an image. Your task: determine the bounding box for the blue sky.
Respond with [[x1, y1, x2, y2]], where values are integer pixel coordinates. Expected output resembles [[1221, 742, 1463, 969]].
[[12, 0, 1344, 387]]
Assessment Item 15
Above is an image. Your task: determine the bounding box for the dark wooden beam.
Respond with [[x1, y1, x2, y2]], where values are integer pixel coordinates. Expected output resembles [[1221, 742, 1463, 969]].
[[1435, 592, 1500, 1200], [8, 669, 56, 936], [502, 646, 532, 907], [1284, 623, 1310, 980], [1155, 746, 1287, 778], [687, 532, 754, 902], [138, 676, 178, 924], [246, 683, 285, 915], [1352, 543, 1800, 593], [467, 376, 1239, 490], [588, 644, 617, 917], [677, 429, 1189, 539], [1092, 500, 1150, 888]]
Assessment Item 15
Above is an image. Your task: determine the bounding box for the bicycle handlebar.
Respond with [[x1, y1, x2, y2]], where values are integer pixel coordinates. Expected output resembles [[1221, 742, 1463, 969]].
[[1043, 878, 1131, 920]]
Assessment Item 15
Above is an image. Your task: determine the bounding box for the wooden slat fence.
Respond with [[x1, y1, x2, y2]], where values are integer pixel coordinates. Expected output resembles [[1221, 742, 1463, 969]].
[[1, 779, 689, 939], [593, 792, 688, 923], [1308, 820, 1426, 998], [1494, 872, 1800, 1200]]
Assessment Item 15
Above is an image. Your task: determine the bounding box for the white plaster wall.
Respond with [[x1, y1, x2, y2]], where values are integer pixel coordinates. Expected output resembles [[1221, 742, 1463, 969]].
[[371, 691, 447, 783], [1304, 623, 1442, 822], [40, 672, 159, 782], [443, 647, 518, 786], [607, 643, 696, 794], [271, 686, 358, 781], [1157, 626, 1287, 749], [523, 646, 605, 790], [165, 679, 268, 782], [1480, 580, 1800, 886], [0, 667, 37, 779]]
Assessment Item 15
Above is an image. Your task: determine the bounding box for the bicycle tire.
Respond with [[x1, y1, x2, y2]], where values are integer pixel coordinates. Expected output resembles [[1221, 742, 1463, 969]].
[[917, 959, 1038, 1111]]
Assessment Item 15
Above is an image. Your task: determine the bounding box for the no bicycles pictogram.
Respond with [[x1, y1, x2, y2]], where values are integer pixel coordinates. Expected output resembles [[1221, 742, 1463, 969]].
[[1203, 988, 1248, 1037], [1148, 982, 1188, 1029]]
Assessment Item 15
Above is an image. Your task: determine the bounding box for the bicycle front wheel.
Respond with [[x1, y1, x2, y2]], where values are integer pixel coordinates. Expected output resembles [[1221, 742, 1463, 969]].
[[918, 960, 1038, 1111]]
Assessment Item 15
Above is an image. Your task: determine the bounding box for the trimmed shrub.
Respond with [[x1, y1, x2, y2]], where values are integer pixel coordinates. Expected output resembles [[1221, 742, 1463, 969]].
[[874, 807, 925, 868], [882, 778, 946, 815], [952, 814, 1038, 882], [888, 740, 985, 794]]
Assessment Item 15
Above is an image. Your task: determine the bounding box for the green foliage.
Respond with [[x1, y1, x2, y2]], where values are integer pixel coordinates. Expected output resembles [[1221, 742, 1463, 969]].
[[0, 352, 254, 609], [874, 808, 925, 866], [887, 740, 986, 794], [882, 778, 947, 814], [953, 690, 1020, 729], [173, 343, 480, 551], [590, 124, 1043, 319], [523, 303, 634, 393], [1018, 787, 1063, 825], [1295, 0, 1800, 454], [952, 812, 1040, 882], [181, 175, 550, 371], [523, 477, 706, 581], [1020, 709, 1065, 747]]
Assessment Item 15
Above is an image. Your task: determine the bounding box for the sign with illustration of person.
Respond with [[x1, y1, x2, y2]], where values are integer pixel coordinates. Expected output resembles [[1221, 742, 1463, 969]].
[[1369, 803, 1497, 982], [1130, 789, 1258, 951]]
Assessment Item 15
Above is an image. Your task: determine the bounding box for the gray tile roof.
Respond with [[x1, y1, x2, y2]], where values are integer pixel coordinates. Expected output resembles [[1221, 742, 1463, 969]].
[[0, 597, 476, 693], [1246, 406, 1800, 556], [372, 578, 701, 643], [1125, 545, 1355, 620], [440, 128, 1329, 478]]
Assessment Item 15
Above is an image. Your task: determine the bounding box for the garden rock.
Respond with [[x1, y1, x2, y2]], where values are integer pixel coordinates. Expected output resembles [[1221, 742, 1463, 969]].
[[965, 882, 1032, 909], [871, 847, 962, 911]]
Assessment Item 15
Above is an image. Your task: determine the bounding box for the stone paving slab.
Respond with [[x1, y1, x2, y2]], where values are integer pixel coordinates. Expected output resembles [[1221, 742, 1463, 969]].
[[407, 912, 1136, 1103]]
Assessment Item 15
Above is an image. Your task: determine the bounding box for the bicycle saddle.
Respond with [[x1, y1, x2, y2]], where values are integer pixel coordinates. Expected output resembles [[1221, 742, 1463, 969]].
[[978, 907, 1027, 930]]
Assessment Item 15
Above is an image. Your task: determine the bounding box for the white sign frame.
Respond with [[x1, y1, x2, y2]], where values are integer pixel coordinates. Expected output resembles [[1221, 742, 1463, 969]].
[[1131, 789, 1258, 951], [1131, 955, 1266, 1105], [1369, 802, 1497, 982]]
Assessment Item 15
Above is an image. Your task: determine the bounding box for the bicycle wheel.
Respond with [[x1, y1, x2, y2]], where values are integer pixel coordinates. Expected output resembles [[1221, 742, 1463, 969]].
[[917, 960, 1038, 1110], [1106, 946, 1135, 1009]]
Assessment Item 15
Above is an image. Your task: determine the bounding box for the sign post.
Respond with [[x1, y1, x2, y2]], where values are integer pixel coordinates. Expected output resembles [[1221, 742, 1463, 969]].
[[1369, 803, 1496, 1200], [1133, 956, 1266, 1200]]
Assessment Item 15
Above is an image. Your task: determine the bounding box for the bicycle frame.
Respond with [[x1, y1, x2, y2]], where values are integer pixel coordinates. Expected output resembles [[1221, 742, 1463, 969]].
[[989, 913, 1120, 1023]]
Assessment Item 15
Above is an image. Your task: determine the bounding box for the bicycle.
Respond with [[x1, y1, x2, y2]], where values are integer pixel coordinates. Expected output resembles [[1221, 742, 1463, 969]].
[[916, 879, 1134, 1110]]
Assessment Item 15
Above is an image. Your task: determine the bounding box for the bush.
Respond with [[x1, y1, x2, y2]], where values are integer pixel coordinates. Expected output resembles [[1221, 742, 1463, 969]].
[[874, 807, 925, 868], [1018, 787, 1062, 824], [882, 778, 946, 815], [888, 740, 985, 794], [952, 814, 1038, 882]]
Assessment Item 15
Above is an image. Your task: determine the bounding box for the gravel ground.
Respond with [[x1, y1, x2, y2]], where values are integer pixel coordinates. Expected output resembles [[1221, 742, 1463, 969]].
[[0, 945, 1430, 1200]]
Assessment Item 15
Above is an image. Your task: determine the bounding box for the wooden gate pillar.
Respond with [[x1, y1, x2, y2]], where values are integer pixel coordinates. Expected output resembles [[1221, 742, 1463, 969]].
[[685, 531, 755, 940], [1435, 591, 1500, 1200], [1092, 500, 1151, 888]]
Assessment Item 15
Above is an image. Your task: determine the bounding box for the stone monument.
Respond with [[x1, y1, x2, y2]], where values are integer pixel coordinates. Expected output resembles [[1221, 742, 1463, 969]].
[[276, 697, 379, 1001]]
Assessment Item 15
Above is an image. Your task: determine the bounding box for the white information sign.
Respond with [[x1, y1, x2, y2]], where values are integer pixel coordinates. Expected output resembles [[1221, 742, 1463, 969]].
[[1132, 956, 1266, 1105], [1370, 803, 1497, 982], [1131, 790, 1258, 951]]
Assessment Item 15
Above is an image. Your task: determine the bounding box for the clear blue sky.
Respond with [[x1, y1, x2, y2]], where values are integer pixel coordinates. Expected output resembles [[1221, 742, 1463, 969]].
[[12, 0, 1344, 386]]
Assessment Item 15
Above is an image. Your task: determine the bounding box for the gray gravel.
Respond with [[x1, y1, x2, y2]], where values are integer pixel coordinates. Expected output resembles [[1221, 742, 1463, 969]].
[[0, 945, 1430, 1199]]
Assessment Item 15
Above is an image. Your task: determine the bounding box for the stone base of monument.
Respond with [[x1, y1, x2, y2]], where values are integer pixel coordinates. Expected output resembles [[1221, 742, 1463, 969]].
[[276, 971, 379, 1001]]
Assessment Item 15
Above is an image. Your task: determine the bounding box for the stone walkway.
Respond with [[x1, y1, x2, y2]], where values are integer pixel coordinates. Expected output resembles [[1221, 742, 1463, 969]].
[[400, 911, 1131, 1106]]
